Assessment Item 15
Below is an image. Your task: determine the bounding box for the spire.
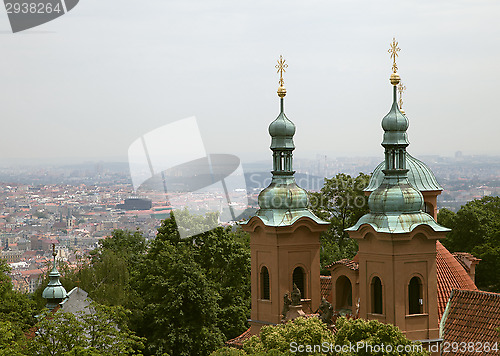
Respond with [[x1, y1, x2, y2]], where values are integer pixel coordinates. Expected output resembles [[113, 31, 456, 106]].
[[242, 56, 327, 227], [268, 55, 296, 175], [364, 39, 423, 214], [347, 39, 448, 233], [42, 244, 67, 310]]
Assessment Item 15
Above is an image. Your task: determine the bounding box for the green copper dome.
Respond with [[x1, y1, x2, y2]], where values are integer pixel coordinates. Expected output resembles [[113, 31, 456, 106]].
[[42, 247, 67, 310], [241, 61, 328, 228], [368, 176, 424, 214], [347, 71, 449, 235], [258, 175, 308, 210], [382, 100, 410, 146], [269, 105, 296, 150], [365, 153, 443, 192]]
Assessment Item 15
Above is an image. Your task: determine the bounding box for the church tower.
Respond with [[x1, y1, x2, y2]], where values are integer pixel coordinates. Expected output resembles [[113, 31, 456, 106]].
[[346, 40, 450, 341], [42, 244, 67, 310], [241, 56, 329, 335]]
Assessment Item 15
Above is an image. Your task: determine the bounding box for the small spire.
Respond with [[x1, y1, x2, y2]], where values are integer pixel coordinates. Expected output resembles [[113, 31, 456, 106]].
[[398, 81, 406, 115], [388, 38, 401, 86], [275, 55, 288, 98]]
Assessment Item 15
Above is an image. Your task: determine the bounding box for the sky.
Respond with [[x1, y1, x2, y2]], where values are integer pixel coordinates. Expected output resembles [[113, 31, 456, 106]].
[[1, 0, 499, 166]]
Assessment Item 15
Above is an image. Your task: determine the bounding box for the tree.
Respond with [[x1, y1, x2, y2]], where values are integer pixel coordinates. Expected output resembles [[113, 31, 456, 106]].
[[0, 259, 37, 353], [309, 173, 370, 272], [132, 211, 251, 356], [211, 317, 428, 356], [437, 196, 500, 291], [333, 317, 428, 355], [243, 317, 334, 355], [27, 302, 145, 356]]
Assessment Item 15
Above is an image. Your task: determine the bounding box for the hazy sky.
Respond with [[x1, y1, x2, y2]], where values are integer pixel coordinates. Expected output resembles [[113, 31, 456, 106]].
[[1, 0, 499, 165]]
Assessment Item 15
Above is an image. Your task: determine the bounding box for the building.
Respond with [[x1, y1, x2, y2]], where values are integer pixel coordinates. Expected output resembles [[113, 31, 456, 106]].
[[230, 45, 500, 353]]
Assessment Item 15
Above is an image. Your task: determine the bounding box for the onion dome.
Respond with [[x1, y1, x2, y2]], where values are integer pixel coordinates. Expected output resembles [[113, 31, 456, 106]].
[[347, 38, 449, 234], [42, 244, 67, 310], [365, 154, 443, 192], [241, 56, 327, 227]]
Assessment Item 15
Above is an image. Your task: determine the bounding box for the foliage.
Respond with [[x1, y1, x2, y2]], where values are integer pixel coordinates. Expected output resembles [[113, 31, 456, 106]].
[[132, 210, 251, 356], [210, 348, 248, 356], [243, 317, 335, 355], [437, 196, 500, 291], [334, 317, 429, 355], [309, 173, 370, 272], [28, 303, 145, 355], [0, 259, 37, 353]]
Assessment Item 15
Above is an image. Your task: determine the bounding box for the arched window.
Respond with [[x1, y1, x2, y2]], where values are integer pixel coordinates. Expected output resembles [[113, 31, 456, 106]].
[[335, 275, 352, 311], [371, 276, 383, 314], [292, 267, 305, 299], [260, 266, 270, 300], [408, 276, 423, 314]]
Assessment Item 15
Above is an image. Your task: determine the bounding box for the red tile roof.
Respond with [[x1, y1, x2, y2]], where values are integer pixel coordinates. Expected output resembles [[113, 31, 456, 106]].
[[442, 289, 500, 355], [320, 275, 332, 302], [325, 258, 359, 271], [452, 252, 481, 274], [226, 327, 252, 348], [436, 241, 478, 321]]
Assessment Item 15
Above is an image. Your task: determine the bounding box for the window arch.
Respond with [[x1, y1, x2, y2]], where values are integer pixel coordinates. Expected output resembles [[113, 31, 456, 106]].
[[371, 276, 383, 314], [292, 267, 305, 299], [335, 275, 352, 311], [408, 276, 423, 314], [260, 266, 270, 300]]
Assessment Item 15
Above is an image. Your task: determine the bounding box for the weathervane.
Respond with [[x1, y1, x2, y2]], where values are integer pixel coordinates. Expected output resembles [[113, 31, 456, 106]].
[[388, 38, 401, 73], [398, 81, 406, 111], [276, 55, 288, 98]]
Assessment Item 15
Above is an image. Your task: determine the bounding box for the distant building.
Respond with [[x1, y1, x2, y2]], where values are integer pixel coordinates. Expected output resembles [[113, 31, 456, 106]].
[[116, 198, 152, 211]]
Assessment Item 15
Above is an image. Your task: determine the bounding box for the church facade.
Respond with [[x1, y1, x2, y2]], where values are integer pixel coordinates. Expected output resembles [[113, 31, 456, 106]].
[[230, 44, 500, 353]]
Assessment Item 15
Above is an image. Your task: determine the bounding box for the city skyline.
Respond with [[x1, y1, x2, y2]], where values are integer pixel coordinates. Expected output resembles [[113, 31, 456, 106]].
[[1, 0, 499, 166]]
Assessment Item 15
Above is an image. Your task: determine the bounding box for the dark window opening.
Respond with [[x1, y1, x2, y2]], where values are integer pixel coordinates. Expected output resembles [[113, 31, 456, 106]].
[[371, 276, 383, 314], [292, 267, 305, 299], [261, 266, 270, 300], [408, 276, 423, 314], [335, 275, 353, 311]]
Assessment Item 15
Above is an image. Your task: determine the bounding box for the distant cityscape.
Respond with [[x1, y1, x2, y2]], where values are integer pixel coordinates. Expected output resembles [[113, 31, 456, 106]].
[[1, 152, 498, 295]]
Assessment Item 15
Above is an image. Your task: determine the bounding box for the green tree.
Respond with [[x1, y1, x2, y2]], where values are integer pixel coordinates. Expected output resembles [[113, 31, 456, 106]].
[[133, 211, 251, 356], [27, 303, 144, 356], [0, 259, 37, 353], [243, 317, 334, 355], [309, 173, 370, 272], [437, 196, 500, 291], [334, 317, 428, 355]]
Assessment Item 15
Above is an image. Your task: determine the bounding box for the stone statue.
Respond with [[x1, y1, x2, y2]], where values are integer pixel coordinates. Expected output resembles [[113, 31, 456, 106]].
[[318, 297, 333, 325], [291, 283, 301, 306], [282, 292, 292, 319]]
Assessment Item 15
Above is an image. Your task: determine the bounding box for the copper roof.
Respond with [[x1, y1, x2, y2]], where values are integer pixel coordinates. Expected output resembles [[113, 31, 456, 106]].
[[436, 241, 478, 320], [442, 289, 500, 355]]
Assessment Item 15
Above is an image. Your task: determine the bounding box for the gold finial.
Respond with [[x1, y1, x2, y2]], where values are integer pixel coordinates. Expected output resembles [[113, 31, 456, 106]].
[[388, 38, 401, 73], [398, 81, 406, 112], [388, 38, 401, 85], [52, 243, 56, 257], [275, 55, 288, 98]]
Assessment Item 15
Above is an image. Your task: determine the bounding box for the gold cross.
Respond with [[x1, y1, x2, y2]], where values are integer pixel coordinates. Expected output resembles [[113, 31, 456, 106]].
[[275, 55, 288, 87], [388, 38, 401, 73], [398, 81, 406, 109]]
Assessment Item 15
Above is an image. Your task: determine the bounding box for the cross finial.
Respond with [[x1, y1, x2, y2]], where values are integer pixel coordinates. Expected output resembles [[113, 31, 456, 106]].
[[275, 55, 288, 98], [276, 55, 288, 87], [388, 37, 401, 73], [398, 81, 406, 110]]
